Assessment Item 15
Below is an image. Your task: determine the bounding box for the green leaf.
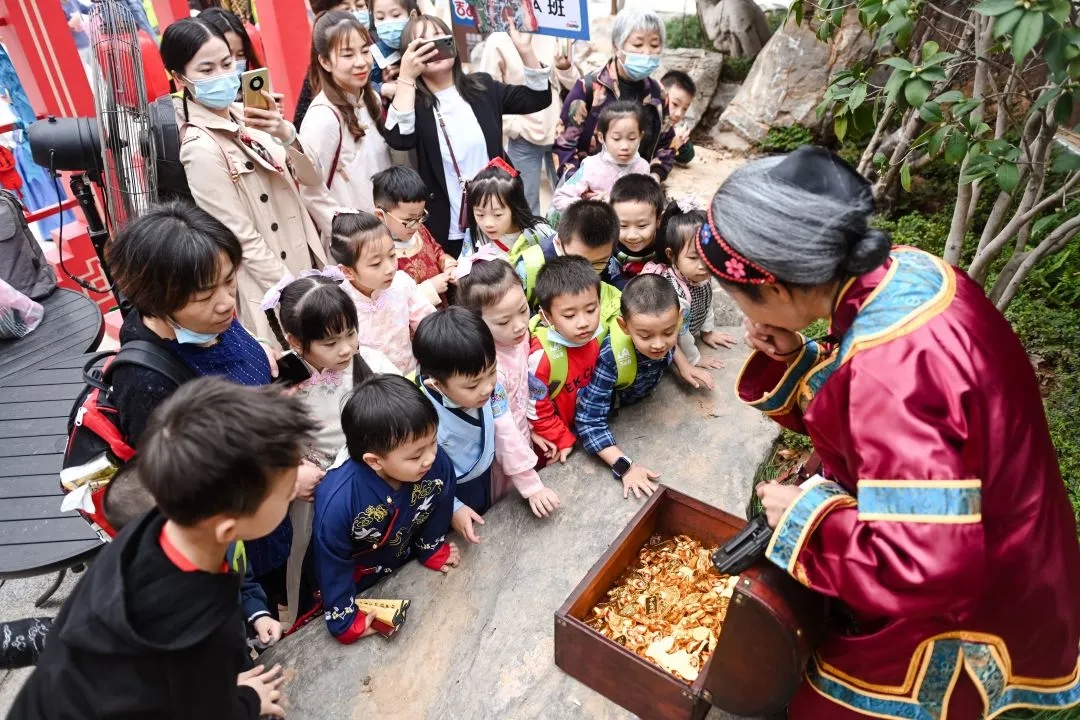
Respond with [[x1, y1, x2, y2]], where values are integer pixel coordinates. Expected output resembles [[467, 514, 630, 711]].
[[1052, 149, 1080, 173], [987, 138, 1013, 155], [873, 152, 888, 167], [848, 83, 868, 110], [904, 78, 933, 107], [974, 0, 1019, 16], [1046, 0, 1071, 25], [945, 131, 969, 164], [920, 41, 940, 61], [929, 126, 950, 157], [884, 69, 908, 107], [1054, 92, 1074, 126], [996, 162, 1019, 192], [900, 161, 913, 192], [952, 99, 982, 117], [1012, 11, 1045, 64], [921, 51, 957, 67], [993, 7, 1025, 37], [834, 114, 849, 142], [1031, 213, 1061, 239], [880, 57, 916, 71], [934, 90, 967, 104], [919, 101, 944, 123], [960, 159, 993, 185], [921, 67, 949, 83], [1031, 86, 1063, 112]]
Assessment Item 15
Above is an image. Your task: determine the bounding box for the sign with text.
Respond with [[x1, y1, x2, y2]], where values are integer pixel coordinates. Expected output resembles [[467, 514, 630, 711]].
[[451, 0, 590, 41]]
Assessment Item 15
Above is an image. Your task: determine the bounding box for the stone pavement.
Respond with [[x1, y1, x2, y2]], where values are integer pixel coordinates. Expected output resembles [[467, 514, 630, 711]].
[[262, 335, 778, 720]]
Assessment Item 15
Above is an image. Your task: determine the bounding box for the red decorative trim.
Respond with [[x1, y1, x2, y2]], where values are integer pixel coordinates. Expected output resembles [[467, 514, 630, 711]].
[[697, 207, 777, 285], [158, 526, 228, 573], [421, 541, 451, 570], [335, 609, 370, 644]]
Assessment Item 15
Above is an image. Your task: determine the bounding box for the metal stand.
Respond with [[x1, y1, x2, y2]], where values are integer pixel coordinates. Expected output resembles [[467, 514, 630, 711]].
[[68, 174, 130, 316], [33, 563, 87, 607]]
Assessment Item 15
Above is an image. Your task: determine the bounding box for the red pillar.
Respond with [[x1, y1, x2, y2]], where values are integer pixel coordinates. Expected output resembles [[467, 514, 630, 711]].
[[252, 0, 311, 117], [150, 0, 190, 29], [0, 0, 96, 118]]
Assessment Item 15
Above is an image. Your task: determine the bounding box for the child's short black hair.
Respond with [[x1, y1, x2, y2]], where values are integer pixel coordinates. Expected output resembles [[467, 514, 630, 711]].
[[138, 378, 316, 526], [557, 200, 619, 250], [101, 463, 155, 533], [610, 174, 665, 218], [329, 210, 392, 267], [265, 275, 358, 351], [372, 166, 429, 209], [534, 255, 601, 313], [597, 100, 645, 137], [656, 200, 707, 265], [661, 70, 697, 96], [342, 375, 439, 459], [412, 306, 497, 384], [621, 274, 680, 319]]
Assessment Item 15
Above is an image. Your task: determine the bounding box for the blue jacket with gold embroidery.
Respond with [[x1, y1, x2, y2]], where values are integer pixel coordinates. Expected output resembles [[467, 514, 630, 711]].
[[312, 450, 457, 643]]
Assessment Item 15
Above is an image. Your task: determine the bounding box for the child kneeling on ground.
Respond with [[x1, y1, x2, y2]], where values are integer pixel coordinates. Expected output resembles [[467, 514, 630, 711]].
[[313, 375, 460, 644], [11, 378, 315, 719]]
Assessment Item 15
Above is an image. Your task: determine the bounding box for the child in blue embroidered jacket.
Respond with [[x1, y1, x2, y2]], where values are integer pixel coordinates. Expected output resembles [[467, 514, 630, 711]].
[[413, 307, 560, 545], [313, 375, 460, 644], [576, 275, 697, 500]]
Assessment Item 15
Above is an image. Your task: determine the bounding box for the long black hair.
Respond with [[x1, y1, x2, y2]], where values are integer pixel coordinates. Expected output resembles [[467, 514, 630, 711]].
[[401, 14, 484, 108], [309, 11, 384, 140], [160, 17, 230, 121], [264, 275, 359, 351], [198, 7, 263, 69]]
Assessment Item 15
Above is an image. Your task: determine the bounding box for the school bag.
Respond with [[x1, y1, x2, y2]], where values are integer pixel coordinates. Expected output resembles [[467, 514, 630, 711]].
[[62, 341, 195, 537], [0, 189, 56, 300]]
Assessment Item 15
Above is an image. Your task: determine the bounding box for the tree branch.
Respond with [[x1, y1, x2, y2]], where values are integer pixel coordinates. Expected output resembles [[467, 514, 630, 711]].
[[992, 213, 1080, 309]]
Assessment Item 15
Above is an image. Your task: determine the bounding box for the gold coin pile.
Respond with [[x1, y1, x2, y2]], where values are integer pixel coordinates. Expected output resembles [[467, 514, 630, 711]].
[[585, 534, 739, 683]]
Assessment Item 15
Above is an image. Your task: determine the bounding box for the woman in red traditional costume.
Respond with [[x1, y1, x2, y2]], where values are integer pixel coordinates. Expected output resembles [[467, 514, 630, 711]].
[[701, 146, 1080, 719]]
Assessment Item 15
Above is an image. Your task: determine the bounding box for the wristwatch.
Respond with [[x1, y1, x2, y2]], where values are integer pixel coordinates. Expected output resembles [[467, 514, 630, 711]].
[[611, 456, 633, 479]]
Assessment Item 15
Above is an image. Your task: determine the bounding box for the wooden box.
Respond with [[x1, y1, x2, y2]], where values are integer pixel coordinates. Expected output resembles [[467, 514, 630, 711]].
[[554, 486, 827, 720]]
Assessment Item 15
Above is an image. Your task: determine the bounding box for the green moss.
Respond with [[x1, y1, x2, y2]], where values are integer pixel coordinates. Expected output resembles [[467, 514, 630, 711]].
[[764, 8, 787, 33], [759, 124, 814, 153], [664, 14, 712, 51], [720, 55, 755, 82]]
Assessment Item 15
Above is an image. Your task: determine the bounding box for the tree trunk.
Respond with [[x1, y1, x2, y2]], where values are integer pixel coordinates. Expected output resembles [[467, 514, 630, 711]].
[[696, 0, 773, 58]]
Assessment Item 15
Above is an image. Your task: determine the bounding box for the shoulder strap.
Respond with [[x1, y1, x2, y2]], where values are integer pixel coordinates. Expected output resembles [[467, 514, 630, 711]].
[[320, 104, 345, 189], [105, 340, 195, 389], [519, 245, 546, 302], [181, 121, 240, 182], [531, 324, 568, 399], [433, 107, 464, 189], [608, 325, 638, 390], [598, 282, 622, 343]]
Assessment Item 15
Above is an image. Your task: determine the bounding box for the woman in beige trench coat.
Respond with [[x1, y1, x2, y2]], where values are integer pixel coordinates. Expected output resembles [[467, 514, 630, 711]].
[[161, 17, 335, 341]]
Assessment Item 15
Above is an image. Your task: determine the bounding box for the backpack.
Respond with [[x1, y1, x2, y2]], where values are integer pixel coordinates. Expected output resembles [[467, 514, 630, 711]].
[[62, 341, 195, 537], [532, 318, 637, 399], [0, 189, 56, 299], [150, 94, 194, 203]]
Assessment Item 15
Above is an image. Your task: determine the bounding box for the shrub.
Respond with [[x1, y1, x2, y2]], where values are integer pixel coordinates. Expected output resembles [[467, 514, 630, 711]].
[[758, 124, 813, 153], [664, 14, 711, 51], [764, 9, 786, 33], [720, 55, 755, 83]]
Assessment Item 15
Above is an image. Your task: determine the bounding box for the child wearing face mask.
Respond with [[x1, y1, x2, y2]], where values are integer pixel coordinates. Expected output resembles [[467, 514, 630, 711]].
[[330, 209, 436, 373], [413, 307, 559, 546], [549, 101, 651, 220], [369, 0, 419, 101], [641, 200, 737, 368]]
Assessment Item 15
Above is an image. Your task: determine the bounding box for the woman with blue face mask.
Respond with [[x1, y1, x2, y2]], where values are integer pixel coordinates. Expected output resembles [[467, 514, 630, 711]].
[[552, 8, 675, 187], [160, 17, 334, 343]]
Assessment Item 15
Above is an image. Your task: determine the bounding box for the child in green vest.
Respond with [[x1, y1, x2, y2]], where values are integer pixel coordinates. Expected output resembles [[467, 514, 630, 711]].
[[574, 275, 712, 498]]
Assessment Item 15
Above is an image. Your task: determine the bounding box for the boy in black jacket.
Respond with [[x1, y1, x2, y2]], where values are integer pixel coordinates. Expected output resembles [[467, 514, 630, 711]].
[[10, 378, 316, 720]]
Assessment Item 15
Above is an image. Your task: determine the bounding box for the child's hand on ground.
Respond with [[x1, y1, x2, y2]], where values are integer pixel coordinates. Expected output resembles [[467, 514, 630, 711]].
[[622, 465, 659, 499], [528, 487, 560, 518], [252, 616, 283, 647], [452, 506, 484, 544], [531, 432, 559, 462], [702, 330, 737, 349], [696, 356, 725, 370], [295, 460, 325, 502], [680, 365, 716, 391], [237, 664, 286, 718], [440, 542, 461, 572]]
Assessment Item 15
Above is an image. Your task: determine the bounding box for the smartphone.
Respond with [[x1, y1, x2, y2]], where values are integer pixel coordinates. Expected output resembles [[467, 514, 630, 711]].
[[274, 350, 312, 386], [429, 35, 456, 61], [241, 68, 271, 110]]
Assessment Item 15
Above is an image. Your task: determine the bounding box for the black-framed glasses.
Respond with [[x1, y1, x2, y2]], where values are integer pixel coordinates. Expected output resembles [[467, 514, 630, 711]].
[[381, 207, 429, 230]]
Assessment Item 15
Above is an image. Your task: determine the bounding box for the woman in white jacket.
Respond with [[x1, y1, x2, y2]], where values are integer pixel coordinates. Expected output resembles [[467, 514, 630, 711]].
[[300, 10, 392, 227]]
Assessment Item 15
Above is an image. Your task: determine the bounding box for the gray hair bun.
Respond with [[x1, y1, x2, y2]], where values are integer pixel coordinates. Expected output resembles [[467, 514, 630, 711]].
[[844, 229, 892, 275]]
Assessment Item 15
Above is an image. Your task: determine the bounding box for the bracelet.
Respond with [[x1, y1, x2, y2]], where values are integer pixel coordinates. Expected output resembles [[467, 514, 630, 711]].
[[398, 78, 416, 87], [272, 121, 297, 147]]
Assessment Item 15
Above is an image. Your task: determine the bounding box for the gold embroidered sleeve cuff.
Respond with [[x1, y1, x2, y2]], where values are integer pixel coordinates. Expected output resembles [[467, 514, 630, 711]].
[[737, 339, 822, 416], [765, 477, 855, 577]]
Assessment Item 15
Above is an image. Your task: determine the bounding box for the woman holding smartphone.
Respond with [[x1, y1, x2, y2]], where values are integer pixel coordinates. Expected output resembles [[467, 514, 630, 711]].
[[299, 10, 392, 214], [160, 17, 333, 341], [386, 15, 552, 257]]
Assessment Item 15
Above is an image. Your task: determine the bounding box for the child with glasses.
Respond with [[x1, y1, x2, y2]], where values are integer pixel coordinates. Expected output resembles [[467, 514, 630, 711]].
[[372, 167, 456, 306]]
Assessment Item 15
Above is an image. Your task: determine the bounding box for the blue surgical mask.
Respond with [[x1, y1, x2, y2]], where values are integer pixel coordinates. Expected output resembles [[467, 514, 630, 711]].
[[541, 319, 603, 348], [620, 52, 661, 81], [188, 71, 242, 110], [353, 9, 371, 26], [170, 320, 221, 345], [234, 58, 247, 75], [375, 18, 407, 49]]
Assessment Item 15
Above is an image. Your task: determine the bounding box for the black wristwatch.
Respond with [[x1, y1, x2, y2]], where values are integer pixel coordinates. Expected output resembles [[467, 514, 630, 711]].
[[611, 456, 633, 479]]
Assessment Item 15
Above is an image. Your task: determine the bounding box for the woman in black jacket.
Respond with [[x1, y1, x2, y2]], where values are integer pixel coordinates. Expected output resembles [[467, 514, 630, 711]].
[[385, 14, 551, 257]]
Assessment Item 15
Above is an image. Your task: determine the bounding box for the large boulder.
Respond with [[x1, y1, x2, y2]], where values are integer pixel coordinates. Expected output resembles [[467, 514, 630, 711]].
[[697, 0, 773, 58], [657, 48, 724, 131], [712, 10, 874, 145]]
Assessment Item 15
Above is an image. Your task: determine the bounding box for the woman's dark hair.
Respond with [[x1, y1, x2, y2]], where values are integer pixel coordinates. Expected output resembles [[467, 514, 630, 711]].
[[198, 7, 263, 69], [343, 374, 438, 459], [265, 275, 359, 351], [140, 378, 317, 526], [534, 255, 601, 313], [311, 0, 352, 12], [655, 201, 706, 265], [456, 259, 521, 313], [329, 210, 392, 267], [597, 100, 645, 137], [160, 18, 230, 120], [309, 10, 385, 140], [466, 164, 545, 245], [412, 307, 497, 384], [402, 15, 484, 107], [106, 200, 243, 318]]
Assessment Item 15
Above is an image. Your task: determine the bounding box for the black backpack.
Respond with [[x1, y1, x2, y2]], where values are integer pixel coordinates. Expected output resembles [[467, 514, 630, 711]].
[[0, 189, 56, 299]]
